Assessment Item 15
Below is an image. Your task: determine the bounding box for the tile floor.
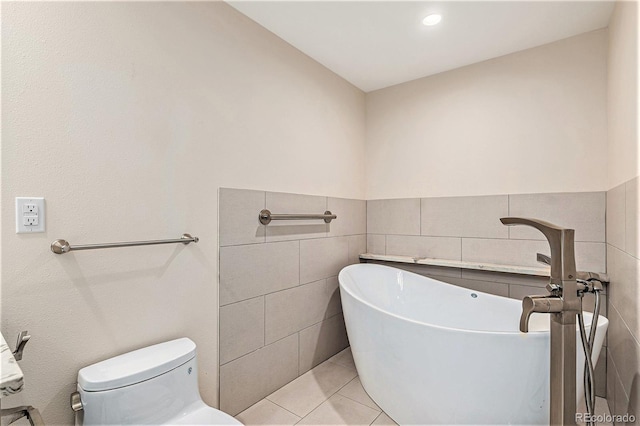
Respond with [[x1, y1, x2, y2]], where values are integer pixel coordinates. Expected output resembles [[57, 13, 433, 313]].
[[236, 346, 613, 426]]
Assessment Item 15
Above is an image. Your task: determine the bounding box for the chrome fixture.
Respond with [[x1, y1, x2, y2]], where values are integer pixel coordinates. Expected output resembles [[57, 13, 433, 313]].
[[535, 250, 607, 425], [51, 234, 199, 254], [12, 331, 30, 361], [536, 253, 610, 284], [500, 217, 579, 426], [71, 391, 83, 412], [258, 209, 337, 225]]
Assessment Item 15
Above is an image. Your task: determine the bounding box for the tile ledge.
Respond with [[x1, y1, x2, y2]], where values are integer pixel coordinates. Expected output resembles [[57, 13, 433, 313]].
[[359, 253, 550, 277]]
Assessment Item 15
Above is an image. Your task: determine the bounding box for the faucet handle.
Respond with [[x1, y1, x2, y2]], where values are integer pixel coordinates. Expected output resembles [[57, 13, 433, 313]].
[[520, 296, 564, 333]]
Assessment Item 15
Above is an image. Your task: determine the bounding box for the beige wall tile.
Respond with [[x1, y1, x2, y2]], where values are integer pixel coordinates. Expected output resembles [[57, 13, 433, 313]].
[[421, 195, 508, 238], [607, 183, 626, 251], [608, 244, 640, 341], [607, 351, 617, 415], [265, 279, 339, 344], [461, 238, 605, 272], [575, 242, 607, 273], [385, 235, 461, 260], [324, 276, 343, 319], [328, 197, 366, 237], [367, 234, 386, 254], [595, 349, 607, 397], [299, 314, 349, 374], [367, 199, 420, 235], [300, 237, 350, 284], [347, 234, 367, 265], [625, 177, 640, 258], [267, 359, 357, 417], [509, 192, 606, 242], [220, 334, 299, 416], [235, 399, 300, 426], [219, 188, 266, 247], [462, 238, 549, 267], [220, 241, 299, 306], [220, 296, 265, 365], [265, 192, 328, 242], [297, 394, 380, 426], [608, 305, 640, 401], [613, 376, 630, 422]]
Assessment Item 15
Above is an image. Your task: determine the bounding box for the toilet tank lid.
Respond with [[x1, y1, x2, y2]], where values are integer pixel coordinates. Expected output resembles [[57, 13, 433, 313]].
[[78, 338, 196, 392]]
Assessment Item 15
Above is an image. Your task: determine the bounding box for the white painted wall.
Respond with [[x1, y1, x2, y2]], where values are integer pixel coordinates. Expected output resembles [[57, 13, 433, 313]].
[[1, 2, 364, 424], [365, 30, 608, 200], [607, 1, 639, 189]]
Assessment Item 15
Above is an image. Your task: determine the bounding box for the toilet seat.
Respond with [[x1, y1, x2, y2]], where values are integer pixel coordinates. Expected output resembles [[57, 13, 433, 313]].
[[168, 402, 243, 425]]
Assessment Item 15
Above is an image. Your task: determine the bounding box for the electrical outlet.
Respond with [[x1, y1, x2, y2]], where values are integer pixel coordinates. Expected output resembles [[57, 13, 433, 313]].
[[24, 216, 39, 226], [16, 197, 45, 233]]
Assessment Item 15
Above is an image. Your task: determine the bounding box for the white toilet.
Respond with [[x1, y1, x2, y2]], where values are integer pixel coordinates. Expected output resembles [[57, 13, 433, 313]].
[[73, 338, 242, 425]]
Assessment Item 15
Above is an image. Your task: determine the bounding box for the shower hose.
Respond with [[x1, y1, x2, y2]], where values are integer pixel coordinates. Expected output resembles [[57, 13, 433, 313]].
[[576, 280, 602, 426]]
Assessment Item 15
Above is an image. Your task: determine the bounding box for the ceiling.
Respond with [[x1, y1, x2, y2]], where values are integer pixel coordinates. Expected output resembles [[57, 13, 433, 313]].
[[227, 1, 615, 92]]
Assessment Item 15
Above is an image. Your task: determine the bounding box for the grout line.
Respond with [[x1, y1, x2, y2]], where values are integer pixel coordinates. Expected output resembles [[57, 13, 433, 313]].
[[298, 240, 301, 287], [290, 361, 360, 422], [610, 303, 640, 349], [338, 393, 382, 415], [361, 233, 606, 244], [297, 331, 301, 377], [624, 180, 627, 252], [370, 412, 384, 425], [507, 194, 511, 239], [264, 397, 303, 420]]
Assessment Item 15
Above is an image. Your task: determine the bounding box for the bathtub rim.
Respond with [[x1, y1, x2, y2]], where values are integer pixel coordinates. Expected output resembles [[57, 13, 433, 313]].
[[339, 263, 608, 336]]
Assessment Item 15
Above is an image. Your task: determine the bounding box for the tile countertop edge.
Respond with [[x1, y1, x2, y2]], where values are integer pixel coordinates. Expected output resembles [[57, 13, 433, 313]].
[[1, 333, 24, 397], [359, 253, 550, 277]]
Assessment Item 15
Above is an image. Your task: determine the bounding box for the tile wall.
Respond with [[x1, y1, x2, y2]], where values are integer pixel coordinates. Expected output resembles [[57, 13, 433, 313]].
[[606, 177, 640, 424], [218, 188, 366, 415], [365, 191, 609, 397]]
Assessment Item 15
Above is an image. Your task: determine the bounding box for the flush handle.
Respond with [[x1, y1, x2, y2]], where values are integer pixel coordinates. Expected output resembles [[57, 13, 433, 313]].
[[70, 392, 83, 412]]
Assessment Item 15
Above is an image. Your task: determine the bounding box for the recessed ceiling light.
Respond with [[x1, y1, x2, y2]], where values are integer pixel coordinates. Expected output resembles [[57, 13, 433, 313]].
[[422, 14, 442, 26]]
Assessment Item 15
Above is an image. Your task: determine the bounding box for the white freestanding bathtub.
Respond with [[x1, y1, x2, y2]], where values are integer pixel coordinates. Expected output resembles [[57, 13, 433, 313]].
[[339, 264, 608, 425]]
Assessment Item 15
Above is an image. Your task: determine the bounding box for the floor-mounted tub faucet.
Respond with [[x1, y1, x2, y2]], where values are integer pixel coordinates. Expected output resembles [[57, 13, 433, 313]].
[[500, 217, 579, 426]]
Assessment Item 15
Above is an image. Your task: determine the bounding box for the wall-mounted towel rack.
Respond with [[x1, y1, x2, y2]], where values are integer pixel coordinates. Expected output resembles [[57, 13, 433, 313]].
[[50, 234, 199, 254], [259, 209, 337, 225]]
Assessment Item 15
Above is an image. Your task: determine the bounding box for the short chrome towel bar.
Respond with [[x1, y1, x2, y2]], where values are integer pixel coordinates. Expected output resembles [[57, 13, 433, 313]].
[[51, 234, 199, 254], [259, 209, 337, 225]]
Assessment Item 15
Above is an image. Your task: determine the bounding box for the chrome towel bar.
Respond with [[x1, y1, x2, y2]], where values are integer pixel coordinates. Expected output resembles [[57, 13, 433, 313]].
[[50, 234, 199, 254], [259, 209, 337, 225]]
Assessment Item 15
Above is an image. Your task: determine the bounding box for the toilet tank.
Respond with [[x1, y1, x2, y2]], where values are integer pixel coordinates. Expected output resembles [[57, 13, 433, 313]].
[[77, 338, 202, 425]]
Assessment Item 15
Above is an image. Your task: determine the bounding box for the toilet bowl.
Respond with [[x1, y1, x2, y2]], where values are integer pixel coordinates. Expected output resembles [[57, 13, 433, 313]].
[[73, 338, 242, 425]]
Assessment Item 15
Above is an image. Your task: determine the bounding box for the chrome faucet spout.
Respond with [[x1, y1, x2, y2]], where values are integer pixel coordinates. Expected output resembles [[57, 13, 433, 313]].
[[537, 252, 551, 266], [500, 217, 576, 283]]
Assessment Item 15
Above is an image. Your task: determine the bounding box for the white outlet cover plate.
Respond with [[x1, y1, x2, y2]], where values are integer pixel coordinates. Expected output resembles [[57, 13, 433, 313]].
[[16, 197, 45, 233]]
